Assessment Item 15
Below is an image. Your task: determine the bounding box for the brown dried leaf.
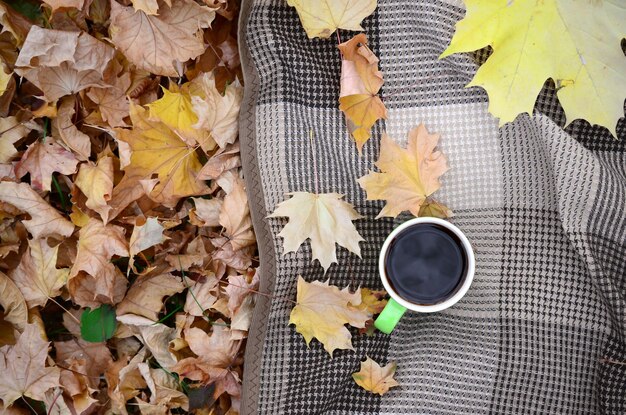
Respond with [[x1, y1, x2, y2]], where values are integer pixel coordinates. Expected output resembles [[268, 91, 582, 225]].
[[0, 324, 60, 406], [173, 324, 241, 400], [197, 142, 240, 181], [219, 178, 254, 250], [0, 116, 31, 163], [9, 238, 70, 308], [109, 0, 216, 76], [54, 96, 91, 160], [184, 273, 219, 317], [117, 273, 185, 320], [15, 138, 79, 192], [0, 181, 75, 239], [190, 197, 222, 227], [0, 271, 27, 335], [75, 156, 114, 223]]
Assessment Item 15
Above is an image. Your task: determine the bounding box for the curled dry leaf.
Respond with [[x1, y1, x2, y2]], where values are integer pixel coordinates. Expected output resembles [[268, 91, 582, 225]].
[[0, 116, 31, 163], [219, 178, 255, 250], [75, 156, 114, 223], [116, 272, 185, 320], [358, 124, 451, 218], [0, 323, 61, 406], [197, 142, 241, 180], [109, 0, 216, 76], [128, 216, 168, 273], [0, 271, 28, 337], [352, 356, 399, 395], [289, 276, 369, 356], [15, 138, 79, 192], [0, 181, 75, 239], [10, 238, 70, 308], [338, 33, 387, 153], [269, 192, 364, 272], [287, 0, 377, 39], [54, 96, 92, 160]]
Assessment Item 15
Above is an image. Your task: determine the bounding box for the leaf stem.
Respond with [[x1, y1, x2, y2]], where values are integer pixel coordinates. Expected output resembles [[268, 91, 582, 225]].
[[309, 129, 319, 195]]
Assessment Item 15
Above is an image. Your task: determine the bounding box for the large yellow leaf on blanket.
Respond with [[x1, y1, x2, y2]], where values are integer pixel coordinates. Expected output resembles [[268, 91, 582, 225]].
[[289, 277, 369, 356], [268, 192, 364, 272], [440, 0, 626, 136], [287, 0, 377, 39]]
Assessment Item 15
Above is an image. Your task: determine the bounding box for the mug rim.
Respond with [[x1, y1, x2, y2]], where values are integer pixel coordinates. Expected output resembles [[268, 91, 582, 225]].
[[378, 217, 475, 313]]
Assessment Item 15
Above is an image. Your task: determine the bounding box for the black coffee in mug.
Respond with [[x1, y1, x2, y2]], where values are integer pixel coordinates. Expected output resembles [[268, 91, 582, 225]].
[[384, 223, 468, 304]]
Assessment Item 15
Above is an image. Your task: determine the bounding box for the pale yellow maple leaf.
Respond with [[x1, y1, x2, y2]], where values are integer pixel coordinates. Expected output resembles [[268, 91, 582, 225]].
[[352, 357, 399, 395], [268, 192, 364, 272], [10, 238, 70, 308], [0, 116, 31, 163], [338, 33, 387, 153], [116, 103, 209, 207], [289, 276, 369, 356], [15, 138, 79, 192], [358, 124, 450, 219], [0, 324, 60, 406], [191, 72, 242, 149], [109, 0, 215, 76], [440, 0, 626, 136], [75, 156, 114, 223], [287, 0, 377, 39], [0, 182, 75, 239]]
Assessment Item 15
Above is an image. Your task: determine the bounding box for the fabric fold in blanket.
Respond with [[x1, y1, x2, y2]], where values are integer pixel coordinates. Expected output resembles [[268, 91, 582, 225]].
[[238, 0, 626, 413]]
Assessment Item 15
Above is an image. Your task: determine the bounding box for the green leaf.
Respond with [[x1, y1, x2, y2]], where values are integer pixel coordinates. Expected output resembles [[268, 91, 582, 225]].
[[80, 304, 117, 342]]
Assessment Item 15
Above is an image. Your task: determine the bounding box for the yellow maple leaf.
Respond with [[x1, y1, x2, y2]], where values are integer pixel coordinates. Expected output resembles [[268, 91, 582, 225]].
[[357, 288, 387, 316], [352, 357, 399, 395], [358, 124, 450, 219], [338, 34, 387, 153], [268, 192, 364, 272], [115, 103, 209, 207], [287, 0, 377, 39], [440, 0, 626, 136], [289, 276, 369, 356]]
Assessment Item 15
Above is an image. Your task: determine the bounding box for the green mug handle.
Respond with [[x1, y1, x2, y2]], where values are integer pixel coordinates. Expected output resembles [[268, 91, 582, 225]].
[[374, 298, 407, 334]]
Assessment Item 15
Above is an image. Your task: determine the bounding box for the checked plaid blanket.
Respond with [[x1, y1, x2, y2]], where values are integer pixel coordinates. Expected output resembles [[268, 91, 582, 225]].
[[237, 0, 626, 413]]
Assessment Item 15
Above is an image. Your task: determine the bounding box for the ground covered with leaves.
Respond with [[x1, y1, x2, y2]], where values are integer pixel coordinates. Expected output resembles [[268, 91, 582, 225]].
[[0, 0, 254, 414]]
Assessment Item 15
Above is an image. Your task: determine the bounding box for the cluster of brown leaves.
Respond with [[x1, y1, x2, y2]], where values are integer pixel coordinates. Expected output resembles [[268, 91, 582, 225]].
[[0, 0, 253, 414]]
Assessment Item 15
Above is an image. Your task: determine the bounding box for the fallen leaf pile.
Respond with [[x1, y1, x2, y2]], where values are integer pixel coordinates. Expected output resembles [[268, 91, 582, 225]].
[[0, 0, 252, 413]]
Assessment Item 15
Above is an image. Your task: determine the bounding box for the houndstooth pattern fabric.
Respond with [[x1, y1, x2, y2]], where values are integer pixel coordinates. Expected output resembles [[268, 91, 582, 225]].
[[238, 0, 626, 414]]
